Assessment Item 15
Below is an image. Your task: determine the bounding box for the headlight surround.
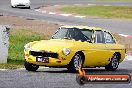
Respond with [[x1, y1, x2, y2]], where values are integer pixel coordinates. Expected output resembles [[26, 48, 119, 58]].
[[24, 43, 30, 51], [63, 48, 70, 55]]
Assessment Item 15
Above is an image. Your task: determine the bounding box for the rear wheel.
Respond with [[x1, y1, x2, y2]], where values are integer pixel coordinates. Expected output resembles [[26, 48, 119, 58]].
[[67, 53, 83, 73], [24, 60, 39, 71], [26, 6, 30, 9], [105, 53, 119, 71]]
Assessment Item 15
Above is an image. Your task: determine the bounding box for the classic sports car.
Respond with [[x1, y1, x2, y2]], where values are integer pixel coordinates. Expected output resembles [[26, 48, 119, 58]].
[[24, 26, 126, 72]]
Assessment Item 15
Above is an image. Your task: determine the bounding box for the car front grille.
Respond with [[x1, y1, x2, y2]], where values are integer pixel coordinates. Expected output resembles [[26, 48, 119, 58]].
[[29, 51, 58, 58], [17, 5, 25, 6]]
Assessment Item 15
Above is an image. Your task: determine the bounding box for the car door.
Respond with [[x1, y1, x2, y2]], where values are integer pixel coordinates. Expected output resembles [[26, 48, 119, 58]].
[[84, 30, 110, 66]]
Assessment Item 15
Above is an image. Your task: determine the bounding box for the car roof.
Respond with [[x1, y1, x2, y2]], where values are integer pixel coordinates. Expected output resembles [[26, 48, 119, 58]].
[[60, 26, 108, 31]]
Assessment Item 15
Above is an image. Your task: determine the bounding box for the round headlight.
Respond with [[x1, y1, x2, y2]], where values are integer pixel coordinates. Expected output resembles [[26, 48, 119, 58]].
[[24, 43, 30, 51], [63, 48, 70, 55]]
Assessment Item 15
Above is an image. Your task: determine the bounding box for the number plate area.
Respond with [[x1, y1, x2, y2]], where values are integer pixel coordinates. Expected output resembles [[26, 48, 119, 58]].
[[36, 57, 49, 63]]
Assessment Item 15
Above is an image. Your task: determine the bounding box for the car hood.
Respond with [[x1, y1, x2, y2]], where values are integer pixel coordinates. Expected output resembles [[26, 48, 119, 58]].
[[30, 39, 75, 52]]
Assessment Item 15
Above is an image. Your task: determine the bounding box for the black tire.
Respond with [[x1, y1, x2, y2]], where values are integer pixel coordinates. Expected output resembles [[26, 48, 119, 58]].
[[105, 53, 119, 71], [27, 6, 30, 9], [67, 53, 83, 73], [24, 60, 39, 71], [76, 75, 86, 85], [11, 6, 15, 8]]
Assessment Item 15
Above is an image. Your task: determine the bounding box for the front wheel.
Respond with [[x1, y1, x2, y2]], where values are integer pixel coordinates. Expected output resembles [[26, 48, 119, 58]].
[[24, 60, 39, 71], [11, 6, 15, 8], [67, 53, 83, 73], [105, 54, 119, 71], [26, 6, 31, 9]]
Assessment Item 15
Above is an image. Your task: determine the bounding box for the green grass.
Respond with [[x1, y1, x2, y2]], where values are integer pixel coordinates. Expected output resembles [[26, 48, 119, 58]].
[[61, 6, 132, 19], [0, 29, 45, 69], [97, 0, 132, 2], [0, 59, 24, 69]]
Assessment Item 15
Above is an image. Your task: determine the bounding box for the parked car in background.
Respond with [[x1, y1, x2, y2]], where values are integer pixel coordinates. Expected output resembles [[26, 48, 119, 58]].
[[11, 0, 31, 9], [24, 26, 126, 72]]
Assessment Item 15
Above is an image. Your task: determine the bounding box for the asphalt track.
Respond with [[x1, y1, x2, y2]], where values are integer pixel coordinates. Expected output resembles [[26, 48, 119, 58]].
[[0, 62, 132, 88], [0, 0, 132, 88]]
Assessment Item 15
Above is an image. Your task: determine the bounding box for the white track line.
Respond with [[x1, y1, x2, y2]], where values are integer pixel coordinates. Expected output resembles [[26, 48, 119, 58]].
[[118, 34, 129, 37], [35, 9, 41, 12], [48, 12, 56, 15], [41, 10, 47, 13], [74, 15, 86, 18], [54, 5, 60, 6], [59, 14, 72, 17], [103, 5, 112, 6], [0, 69, 8, 71], [74, 4, 82, 5], [124, 55, 132, 61], [87, 4, 96, 6], [114, 33, 132, 38]]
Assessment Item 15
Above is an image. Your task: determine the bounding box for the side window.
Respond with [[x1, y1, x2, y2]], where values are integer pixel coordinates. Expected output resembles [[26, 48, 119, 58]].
[[94, 31, 105, 43], [104, 32, 115, 44]]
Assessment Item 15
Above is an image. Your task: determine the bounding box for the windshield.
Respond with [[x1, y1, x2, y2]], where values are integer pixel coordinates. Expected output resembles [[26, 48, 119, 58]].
[[52, 28, 93, 42]]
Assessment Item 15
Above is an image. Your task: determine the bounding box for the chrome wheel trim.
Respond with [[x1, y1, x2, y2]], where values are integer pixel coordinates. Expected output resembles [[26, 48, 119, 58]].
[[32, 64, 38, 68], [73, 54, 82, 70], [111, 55, 119, 69]]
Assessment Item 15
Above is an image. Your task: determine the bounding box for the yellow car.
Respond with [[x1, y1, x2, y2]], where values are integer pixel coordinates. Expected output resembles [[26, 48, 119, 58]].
[[24, 26, 126, 72]]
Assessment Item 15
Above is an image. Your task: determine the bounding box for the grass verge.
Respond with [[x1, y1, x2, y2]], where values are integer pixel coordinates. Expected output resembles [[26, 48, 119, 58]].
[[0, 29, 45, 69], [61, 6, 132, 19]]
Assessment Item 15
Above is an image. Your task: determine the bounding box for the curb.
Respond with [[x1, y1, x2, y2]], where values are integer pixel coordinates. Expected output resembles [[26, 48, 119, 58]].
[[124, 52, 132, 61], [35, 3, 98, 19], [118, 34, 132, 38], [126, 52, 132, 56], [35, 9, 86, 19]]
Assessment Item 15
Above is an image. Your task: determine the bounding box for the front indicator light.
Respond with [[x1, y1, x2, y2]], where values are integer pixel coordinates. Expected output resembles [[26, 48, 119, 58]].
[[28, 58, 32, 60], [25, 54, 30, 57], [56, 61, 61, 63]]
